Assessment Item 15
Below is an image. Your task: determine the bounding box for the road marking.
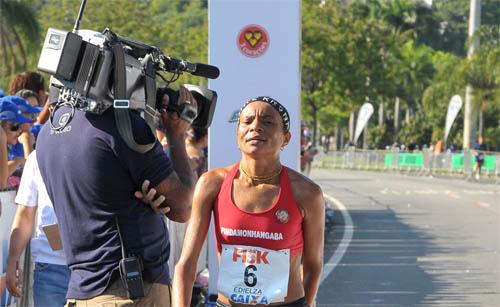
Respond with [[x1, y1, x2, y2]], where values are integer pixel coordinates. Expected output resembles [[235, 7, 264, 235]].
[[473, 201, 500, 214], [445, 190, 461, 199], [463, 190, 495, 195], [476, 201, 491, 208], [413, 189, 440, 195], [321, 194, 353, 284]]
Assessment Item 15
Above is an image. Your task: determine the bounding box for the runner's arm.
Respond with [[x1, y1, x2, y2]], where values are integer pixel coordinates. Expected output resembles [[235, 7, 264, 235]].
[[172, 170, 224, 306], [301, 183, 325, 306]]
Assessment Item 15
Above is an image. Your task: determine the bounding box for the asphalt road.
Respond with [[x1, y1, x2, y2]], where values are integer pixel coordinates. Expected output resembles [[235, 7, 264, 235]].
[[312, 169, 500, 307]]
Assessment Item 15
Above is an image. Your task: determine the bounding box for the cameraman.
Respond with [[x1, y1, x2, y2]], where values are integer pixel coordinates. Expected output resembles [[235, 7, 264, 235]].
[[36, 85, 197, 306]]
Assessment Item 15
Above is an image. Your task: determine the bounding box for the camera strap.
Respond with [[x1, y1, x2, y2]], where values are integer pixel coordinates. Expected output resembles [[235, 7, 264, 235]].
[[111, 42, 155, 153], [143, 56, 161, 132]]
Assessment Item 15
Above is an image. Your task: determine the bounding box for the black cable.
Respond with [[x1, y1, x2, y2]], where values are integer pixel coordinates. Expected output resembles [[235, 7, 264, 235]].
[[155, 71, 180, 86], [168, 72, 180, 84], [155, 72, 170, 85], [115, 216, 127, 259]]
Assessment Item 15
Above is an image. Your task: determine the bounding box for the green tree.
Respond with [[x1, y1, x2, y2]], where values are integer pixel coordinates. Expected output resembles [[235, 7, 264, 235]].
[[301, 0, 341, 145], [0, 0, 40, 89], [432, 0, 500, 56], [302, 0, 397, 145], [460, 25, 500, 143], [25, 0, 208, 90], [360, 0, 438, 143], [362, 0, 441, 44], [422, 51, 464, 145], [396, 40, 434, 122], [147, 0, 208, 88]]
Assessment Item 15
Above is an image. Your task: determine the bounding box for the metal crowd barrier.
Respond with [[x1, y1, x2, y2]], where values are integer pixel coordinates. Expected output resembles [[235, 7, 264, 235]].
[[315, 149, 500, 180], [1, 189, 32, 307]]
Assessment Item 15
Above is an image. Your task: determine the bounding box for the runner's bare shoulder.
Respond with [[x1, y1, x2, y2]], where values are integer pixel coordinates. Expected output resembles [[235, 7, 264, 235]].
[[286, 167, 323, 214], [195, 164, 235, 198]]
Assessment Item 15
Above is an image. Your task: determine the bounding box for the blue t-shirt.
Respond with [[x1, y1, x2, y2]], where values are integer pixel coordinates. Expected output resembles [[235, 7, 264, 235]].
[[474, 142, 487, 160], [36, 107, 173, 299], [474, 143, 486, 151]]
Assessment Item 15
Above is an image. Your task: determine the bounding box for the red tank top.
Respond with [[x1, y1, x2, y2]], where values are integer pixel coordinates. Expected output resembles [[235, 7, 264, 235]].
[[214, 163, 304, 256]]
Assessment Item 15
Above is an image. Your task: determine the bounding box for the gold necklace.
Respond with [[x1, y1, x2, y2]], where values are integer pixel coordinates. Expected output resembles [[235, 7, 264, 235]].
[[239, 165, 282, 182]]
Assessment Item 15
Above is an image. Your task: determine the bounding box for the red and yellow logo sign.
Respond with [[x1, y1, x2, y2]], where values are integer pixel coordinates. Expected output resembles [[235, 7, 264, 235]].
[[237, 24, 270, 58]]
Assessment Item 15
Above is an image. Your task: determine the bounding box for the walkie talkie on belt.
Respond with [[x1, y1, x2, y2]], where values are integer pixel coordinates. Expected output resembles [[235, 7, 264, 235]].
[[116, 217, 145, 299]]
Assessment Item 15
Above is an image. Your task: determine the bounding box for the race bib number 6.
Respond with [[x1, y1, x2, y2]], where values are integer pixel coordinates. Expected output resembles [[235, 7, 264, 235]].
[[218, 244, 290, 305]]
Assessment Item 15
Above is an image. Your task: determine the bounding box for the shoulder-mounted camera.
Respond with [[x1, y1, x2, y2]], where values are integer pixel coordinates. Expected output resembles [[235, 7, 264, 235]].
[[37, 0, 219, 152]]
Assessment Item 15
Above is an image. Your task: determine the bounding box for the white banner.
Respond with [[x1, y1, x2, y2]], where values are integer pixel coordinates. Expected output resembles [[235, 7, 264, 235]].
[[208, 0, 301, 297], [208, 0, 301, 169], [354, 103, 374, 144], [444, 95, 463, 143]]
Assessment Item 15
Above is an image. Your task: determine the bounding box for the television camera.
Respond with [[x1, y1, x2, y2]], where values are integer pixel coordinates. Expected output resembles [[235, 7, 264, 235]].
[[37, 0, 219, 152]]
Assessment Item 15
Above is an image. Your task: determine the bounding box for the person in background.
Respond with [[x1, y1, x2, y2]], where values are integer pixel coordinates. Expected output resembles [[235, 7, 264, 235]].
[[172, 96, 324, 306], [473, 136, 487, 180], [185, 127, 208, 177], [8, 71, 50, 125], [6, 150, 70, 307], [0, 99, 33, 188], [300, 123, 317, 175], [4, 95, 42, 160], [184, 127, 209, 300], [407, 139, 417, 152], [15, 89, 44, 140], [433, 139, 443, 155], [156, 125, 169, 153], [167, 127, 209, 279], [15, 89, 40, 108]]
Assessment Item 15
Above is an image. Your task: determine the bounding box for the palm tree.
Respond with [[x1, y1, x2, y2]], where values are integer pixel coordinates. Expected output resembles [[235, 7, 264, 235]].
[[460, 25, 500, 138], [397, 40, 434, 122], [366, 0, 440, 43], [0, 0, 40, 76], [360, 0, 439, 139]]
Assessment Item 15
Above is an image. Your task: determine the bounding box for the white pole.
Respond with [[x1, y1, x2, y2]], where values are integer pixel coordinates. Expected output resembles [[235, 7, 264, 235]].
[[463, 0, 481, 149]]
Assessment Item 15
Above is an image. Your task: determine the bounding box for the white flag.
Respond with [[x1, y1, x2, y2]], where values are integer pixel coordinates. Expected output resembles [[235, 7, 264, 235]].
[[354, 103, 374, 144], [444, 95, 463, 142]]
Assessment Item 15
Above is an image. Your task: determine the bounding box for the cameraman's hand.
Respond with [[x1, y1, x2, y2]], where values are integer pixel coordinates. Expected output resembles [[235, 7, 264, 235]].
[[160, 85, 197, 139], [135, 180, 170, 215]]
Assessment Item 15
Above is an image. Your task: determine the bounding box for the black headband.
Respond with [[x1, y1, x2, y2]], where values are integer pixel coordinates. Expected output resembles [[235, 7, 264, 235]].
[[240, 96, 290, 132]]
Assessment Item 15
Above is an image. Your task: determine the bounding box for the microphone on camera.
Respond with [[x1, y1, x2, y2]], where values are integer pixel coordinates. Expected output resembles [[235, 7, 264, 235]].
[[160, 56, 220, 79], [191, 63, 220, 79]]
